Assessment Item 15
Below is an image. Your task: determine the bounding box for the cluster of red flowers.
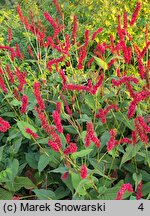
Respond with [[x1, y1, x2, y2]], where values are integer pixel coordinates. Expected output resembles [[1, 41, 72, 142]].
[[33, 82, 45, 110], [116, 183, 133, 200], [85, 122, 101, 148], [96, 104, 118, 124], [0, 117, 11, 132]]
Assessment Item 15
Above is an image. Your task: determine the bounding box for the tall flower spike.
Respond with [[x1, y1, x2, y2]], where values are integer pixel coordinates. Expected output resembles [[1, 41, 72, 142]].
[[72, 15, 78, 44], [52, 110, 63, 133], [25, 128, 39, 139], [33, 82, 45, 110], [130, 2, 141, 26], [92, 28, 103, 40], [20, 95, 28, 114], [136, 181, 142, 200]]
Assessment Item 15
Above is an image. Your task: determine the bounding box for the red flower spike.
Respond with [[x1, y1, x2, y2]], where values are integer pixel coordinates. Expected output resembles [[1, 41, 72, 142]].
[[136, 181, 142, 200], [27, 46, 34, 58], [116, 183, 133, 200], [33, 82, 45, 111], [80, 164, 88, 179], [0, 117, 11, 132], [130, 2, 141, 26], [56, 102, 61, 114], [85, 122, 101, 148], [92, 28, 103, 40], [34, 107, 55, 136], [0, 46, 16, 61], [44, 12, 58, 29], [25, 128, 39, 139], [66, 134, 70, 144], [0, 76, 7, 93], [132, 130, 137, 145], [72, 15, 78, 44], [8, 27, 12, 43], [134, 117, 149, 144], [52, 110, 63, 133], [107, 137, 116, 152], [107, 129, 117, 152], [5, 64, 14, 84], [15, 67, 27, 92], [61, 172, 69, 181], [15, 44, 24, 60], [48, 140, 60, 152], [52, 0, 63, 19], [123, 12, 128, 29], [20, 95, 28, 114]]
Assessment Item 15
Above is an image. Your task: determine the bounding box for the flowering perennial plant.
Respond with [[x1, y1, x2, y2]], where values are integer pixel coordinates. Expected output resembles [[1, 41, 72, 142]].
[[0, 0, 149, 200]]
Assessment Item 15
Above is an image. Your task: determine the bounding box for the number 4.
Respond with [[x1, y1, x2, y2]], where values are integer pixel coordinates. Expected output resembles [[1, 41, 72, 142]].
[[138, 203, 144, 211]]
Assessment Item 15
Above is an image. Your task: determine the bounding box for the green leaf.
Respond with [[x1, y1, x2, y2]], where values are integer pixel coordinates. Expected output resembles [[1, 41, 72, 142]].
[[25, 153, 39, 169], [89, 158, 111, 180], [100, 131, 110, 148], [63, 125, 77, 134], [130, 195, 136, 200], [133, 173, 142, 190], [12, 137, 22, 154], [55, 187, 70, 200], [33, 189, 56, 200], [85, 94, 95, 110], [77, 114, 91, 123], [38, 154, 50, 173], [0, 112, 15, 117], [49, 166, 68, 174], [37, 137, 49, 144], [17, 121, 37, 139], [8, 176, 36, 192], [8, 159, 19, 181], [140, 170, 150, 182], [115, 112, 134, 130], [120, 141, 143, 167], [0, 146, 4, 161], [71, 171, 81, 189], [93, 56, 108, 70], [14, 176, 36, 190], [142, 182, 150, 196], [0, 188, 13, 200], [10, 99, 22, 106], [71, 149, 93, 160]]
